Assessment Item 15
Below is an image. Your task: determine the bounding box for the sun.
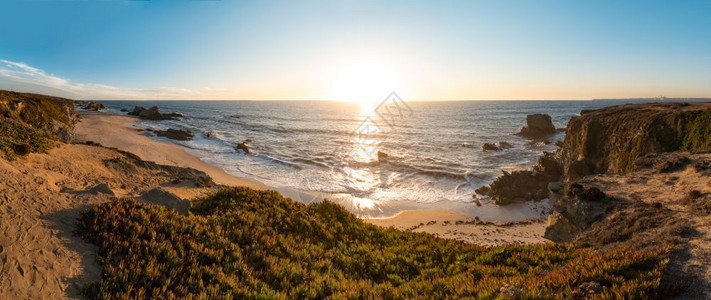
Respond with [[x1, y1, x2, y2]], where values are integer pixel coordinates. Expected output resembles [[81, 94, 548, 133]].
[[331, 59, 401, 115]]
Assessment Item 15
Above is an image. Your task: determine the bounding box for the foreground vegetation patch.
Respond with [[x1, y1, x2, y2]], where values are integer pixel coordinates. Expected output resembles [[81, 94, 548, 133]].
[[80, 187, 673, 299], [0, 116, 57, 158]]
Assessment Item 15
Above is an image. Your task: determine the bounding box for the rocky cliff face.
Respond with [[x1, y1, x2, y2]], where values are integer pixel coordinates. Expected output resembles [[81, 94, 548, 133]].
[[546, 101, 711, 246], [558, 102, 711, 180], [0, 90, 78, 141]]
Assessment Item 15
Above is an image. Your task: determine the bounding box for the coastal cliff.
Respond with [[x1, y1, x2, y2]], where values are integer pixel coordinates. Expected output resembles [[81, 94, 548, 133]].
[[558, 102, 711, 180], [543, 102, 711, 298], [0, 91, 78, 158], [546, 101, 711, 242], [0, 90, 78, 140]]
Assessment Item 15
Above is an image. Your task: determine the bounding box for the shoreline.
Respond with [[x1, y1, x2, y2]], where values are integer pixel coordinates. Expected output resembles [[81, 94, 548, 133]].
[[74, 111, 267, 190], [74, 109, 549, 245]]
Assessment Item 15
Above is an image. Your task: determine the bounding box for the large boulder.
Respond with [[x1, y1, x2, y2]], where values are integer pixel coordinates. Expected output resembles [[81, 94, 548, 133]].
[[138, 187, 190, 215], [518, 114, 556, 138], [155, 128, 194, 141]]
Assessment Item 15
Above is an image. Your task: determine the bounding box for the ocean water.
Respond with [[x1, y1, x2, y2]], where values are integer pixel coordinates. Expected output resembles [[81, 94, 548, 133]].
[[98, 99, 665, 218]]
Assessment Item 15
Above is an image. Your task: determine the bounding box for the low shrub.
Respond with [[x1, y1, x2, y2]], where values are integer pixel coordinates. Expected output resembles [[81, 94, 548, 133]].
[[0, 116, 57, 159], [79, 187, 675, 299]]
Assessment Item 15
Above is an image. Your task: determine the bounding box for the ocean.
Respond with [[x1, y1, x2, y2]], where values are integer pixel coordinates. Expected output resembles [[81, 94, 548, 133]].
[[98, 99, 669, 219]]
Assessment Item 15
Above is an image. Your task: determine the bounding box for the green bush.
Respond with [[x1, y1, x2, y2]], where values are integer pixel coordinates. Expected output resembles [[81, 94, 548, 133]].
[[0, 116, 57, 159], [80, 187, 674, 299], [678, 110, 711, 151]]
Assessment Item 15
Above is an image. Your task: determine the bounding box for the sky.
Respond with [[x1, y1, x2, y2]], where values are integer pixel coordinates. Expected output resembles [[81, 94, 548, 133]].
[[1, 0, 710, 101]]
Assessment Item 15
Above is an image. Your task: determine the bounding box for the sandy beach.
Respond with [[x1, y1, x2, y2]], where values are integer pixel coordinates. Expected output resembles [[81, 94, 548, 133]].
[[74, 111, 266, 190]]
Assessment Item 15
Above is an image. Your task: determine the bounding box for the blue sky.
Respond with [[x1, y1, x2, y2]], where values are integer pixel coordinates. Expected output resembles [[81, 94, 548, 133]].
[[1, 0, 710, 100]]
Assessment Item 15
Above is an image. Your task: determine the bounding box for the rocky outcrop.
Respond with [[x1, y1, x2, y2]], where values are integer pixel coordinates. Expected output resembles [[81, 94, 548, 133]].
[[128, 106, 183, 120], [545, 151, 710, 248], [544, 182, 615, 242], [155, 129, 194, 141], [83, 102, 105, 111], [486, 153, 563, 205], [558, 102, 711, 180], [138, 107, 164, 120], [127, 106, 146, 116], [0, 90, 78, 142], [542, 102, 711, 241], [518, 114, 556, 139], [489, 170, 551, 205]]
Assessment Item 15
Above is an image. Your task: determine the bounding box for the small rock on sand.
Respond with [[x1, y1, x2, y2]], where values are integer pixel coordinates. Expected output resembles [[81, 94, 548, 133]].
[[88, 183, 115, 196]]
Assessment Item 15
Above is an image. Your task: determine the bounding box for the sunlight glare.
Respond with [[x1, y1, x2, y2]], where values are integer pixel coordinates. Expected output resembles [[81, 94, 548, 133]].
[[331, 59, 401, 115], [351, 197, 377, 210]]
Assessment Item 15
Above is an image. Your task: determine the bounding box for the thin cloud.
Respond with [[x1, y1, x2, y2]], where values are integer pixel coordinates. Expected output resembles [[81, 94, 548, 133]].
[[0, 59, 234, 100]]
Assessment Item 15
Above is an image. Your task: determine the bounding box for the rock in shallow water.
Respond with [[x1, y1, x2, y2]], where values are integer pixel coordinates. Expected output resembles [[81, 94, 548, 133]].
[[128, 106, 183, 120], [482, 141, 514, 152], [235, 141, 251, 154], [518, 114, 556, 139], [482, 143, 499, 151]]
